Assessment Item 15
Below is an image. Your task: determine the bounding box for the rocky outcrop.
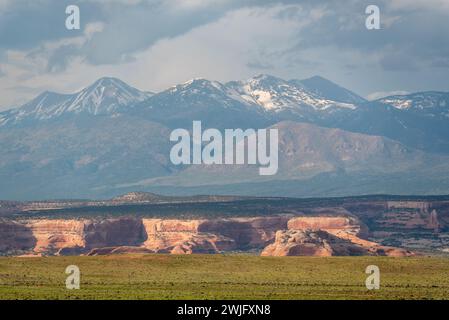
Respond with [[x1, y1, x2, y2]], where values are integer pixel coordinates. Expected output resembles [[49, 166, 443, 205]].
[[140, 217, 288, 253], [198, 216, 290, 248], [169, 234, 235, 254], [429, 210, 440, 232], [287, 216, 357, 231], [24, 217, 146, 254], [83, 218, 146, 249], [261, 230, 331, 256], [261, 216, 413, 257], [0, 217, 286, 255], [0, 215, 412, 256], [376, 209, 442, 231], [0, 220, 36, 253], [261, 230, 365, 257], [387, 201, 430, 212], [142, 219, 205, 251], [141, 218, 235, 254], [261, 229, 413, 257], [26, 220, 86, 253], [0, 218, 146, 255]]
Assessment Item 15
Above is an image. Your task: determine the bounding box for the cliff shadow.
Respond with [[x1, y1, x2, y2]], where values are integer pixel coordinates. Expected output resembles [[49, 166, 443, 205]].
[[0, 219, 37, 254]]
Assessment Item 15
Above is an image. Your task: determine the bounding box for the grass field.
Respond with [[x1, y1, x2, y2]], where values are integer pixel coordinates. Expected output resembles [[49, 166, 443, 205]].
[[0, 254, 448, 300]]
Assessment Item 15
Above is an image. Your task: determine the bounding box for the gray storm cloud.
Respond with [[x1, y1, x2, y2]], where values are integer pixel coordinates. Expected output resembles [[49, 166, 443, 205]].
[[0, 0, 448, 109]]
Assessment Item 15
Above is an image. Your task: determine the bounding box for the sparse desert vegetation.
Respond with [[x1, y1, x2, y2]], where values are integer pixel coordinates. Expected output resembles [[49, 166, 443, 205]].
[[1, 255, 448, 300]]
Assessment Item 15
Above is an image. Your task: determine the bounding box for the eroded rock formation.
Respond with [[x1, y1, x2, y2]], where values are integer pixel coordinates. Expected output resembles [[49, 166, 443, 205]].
[[198, 216, 290, 248], [0, 219, 36, 253], [261, 216, 413, 257], [261, 230, 365, 257], [0, 215, 412, 256], [27, 220, 86, 253], [0, 217, 146, 255]]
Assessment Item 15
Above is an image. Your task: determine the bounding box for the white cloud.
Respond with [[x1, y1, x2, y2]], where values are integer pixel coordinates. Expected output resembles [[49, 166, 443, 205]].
[[84, 22, 105, 39], [367, 90, 410, 101], [1, 1, 448, 110], [126, 5, 312, 90], [0, 4, 321, 109]]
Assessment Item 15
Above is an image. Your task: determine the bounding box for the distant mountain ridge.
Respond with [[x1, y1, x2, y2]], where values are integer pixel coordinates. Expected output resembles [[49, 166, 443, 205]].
[[1, 75, 449, 200], [294, 75, 367, 104], [2, 74, 448, 130], [227, 74, 357, 111], [122, 121, 447, 191], [377, 91, 449, 115], [0, 74, 360, 127], [0, 77, 151, 126]]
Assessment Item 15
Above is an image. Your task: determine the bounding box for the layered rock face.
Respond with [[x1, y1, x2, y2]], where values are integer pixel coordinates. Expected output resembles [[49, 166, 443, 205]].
[[288, 216, 355, 230], [262, 230, 332, 256], [261, 230, 366, 257], [0, 220, 36, 253], [287, 216, 364, 236], [261, 216, 413, 257], [140, 217, 290, 254], [141, 219, 235, 254], [83, 218, 146, 249], [0, 215, 411, 256], [168, 234, 234, 254], [142, 219, 205, 251], [0, 218, 146, 255], [27, 220, 86, 253], [198, 216, 290, 248], [0, 217, 286, 255]]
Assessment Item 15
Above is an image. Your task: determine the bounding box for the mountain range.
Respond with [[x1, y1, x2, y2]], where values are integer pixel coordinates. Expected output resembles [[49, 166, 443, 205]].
[[1, 74, 449, 200]]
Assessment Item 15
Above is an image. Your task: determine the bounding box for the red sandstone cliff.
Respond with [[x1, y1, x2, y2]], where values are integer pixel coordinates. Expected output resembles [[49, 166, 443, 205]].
[[0, 215, 412, 256], [0, 219, 36, 253], [140, 216, 290, 253], [261, 216, 413, 257]]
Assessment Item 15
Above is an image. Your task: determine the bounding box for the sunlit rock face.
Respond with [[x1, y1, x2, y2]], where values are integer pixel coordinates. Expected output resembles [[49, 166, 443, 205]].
[[0, 215, 412, 257], [261, 216, 414, 257]]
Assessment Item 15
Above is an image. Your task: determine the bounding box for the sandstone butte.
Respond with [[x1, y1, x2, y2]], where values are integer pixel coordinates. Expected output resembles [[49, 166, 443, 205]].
[[0, 215, 414, 257]]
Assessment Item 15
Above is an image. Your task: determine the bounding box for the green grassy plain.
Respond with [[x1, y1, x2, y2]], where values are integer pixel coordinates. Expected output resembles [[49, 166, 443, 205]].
[[0, 255, 448, 300]]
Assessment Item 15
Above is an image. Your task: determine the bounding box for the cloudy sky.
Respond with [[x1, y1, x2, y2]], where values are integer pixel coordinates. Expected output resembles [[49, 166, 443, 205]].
[[0, 0, 448, 110]]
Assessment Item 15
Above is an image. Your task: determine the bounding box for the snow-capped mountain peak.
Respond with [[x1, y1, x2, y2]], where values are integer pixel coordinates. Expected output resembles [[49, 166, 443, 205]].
[[378, 92, 449, 110], [171, 78, 226, 93], [296, 76, 367, 104], [153, 77, 257, 112], [0, 77, 151, 126], [227, 74, 356, 112], [67, 77, 150, 115], [246, 73, 286, 86], [20, 91, 70, 113], [377, 91, 449, 117], [0, 74, 364, 127]]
